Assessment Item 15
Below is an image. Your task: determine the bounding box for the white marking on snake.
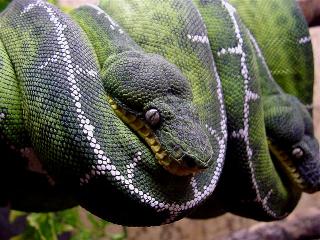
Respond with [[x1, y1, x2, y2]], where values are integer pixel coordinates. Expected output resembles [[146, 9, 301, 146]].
[[0, 112, 5, 121], [198, 57, 227, 225], [204, 33, 228, 198], [22, 0, 108, 185], [221, 0, 277, 218], [248, 29, 284, 93], [217, 44, 242, 56], [125, 152, 141, 183], [184, 7, 228, 223], [21, 2, 38, 14], [191, 177, 199, 198], [39, 52, 59, 69], [187, 34, 209, 44], [263, 189, 273, 205], [87, 4, 124, 34], [248, 30, 274, 81], [298, 36, 311, 44], [207, 35, 228, 161], [25, 0, 228, 223], [205, 124, 226, 170]]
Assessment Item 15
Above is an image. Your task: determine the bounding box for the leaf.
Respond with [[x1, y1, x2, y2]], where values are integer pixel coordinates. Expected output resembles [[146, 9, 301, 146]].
[[26, 213, 58, 240], [111, 233, 127, 240], [10, 235, 24, 240], [9, 211, 26, 223], [0, 0, 11, 12], [47, 0, 58, 5], [69, 230, 92, 240]]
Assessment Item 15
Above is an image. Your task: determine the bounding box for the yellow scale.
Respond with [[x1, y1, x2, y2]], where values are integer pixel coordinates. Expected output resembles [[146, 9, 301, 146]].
[[268, 140, 306, 189], [108, 97, 171, 167], [108, 97, 200, 176]]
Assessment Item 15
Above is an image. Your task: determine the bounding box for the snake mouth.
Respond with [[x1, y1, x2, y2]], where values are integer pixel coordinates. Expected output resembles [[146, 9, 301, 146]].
[[268, 140, 307, 191], [108, 97, 203, 176]]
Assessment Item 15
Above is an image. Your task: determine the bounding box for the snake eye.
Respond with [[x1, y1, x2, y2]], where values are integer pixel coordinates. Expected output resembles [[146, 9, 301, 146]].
[[145, 109, 160, 126], [292, 147, 304, 159]]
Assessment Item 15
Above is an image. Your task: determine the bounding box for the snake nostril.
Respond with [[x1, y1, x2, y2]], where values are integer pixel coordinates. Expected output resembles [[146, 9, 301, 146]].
[[182, 155, 197, 168]]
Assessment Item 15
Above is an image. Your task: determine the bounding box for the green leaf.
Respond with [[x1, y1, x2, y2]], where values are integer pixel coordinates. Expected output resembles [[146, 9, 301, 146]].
[[26, 213, 58, 240], [47, 0, 58, 5], [0, 0, 11, 12], [9, 210, 27, 223], [111, 233, 127, 240], [7, 207, 126, 240], [69, 230, 92, 240]]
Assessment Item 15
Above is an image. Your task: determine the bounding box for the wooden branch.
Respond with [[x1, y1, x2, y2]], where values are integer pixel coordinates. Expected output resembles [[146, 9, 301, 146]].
[[224, 208, 320, 240], [298, 0, 320, 26]]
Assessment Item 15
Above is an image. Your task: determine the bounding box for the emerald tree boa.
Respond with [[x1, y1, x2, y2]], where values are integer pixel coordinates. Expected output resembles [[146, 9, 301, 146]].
[[0, 0, 319, 226]]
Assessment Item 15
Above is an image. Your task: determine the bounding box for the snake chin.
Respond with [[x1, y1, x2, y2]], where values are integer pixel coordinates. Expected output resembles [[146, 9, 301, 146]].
[[162, 158, 205, 176], [108, 97, 204, 176]]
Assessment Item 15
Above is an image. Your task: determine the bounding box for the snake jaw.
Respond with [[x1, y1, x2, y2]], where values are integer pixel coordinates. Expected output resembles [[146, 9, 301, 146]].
[[108, 97, 206, 176], [268, 140, 307, 190]]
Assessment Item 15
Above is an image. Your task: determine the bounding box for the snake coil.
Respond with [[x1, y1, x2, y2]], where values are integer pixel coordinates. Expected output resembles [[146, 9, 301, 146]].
[[0, 0, 319, 226]]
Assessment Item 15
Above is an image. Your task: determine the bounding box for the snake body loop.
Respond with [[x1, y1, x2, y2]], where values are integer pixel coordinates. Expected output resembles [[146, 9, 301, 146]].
[[0, 0, 319, 226], [0, 0, 226, 226]]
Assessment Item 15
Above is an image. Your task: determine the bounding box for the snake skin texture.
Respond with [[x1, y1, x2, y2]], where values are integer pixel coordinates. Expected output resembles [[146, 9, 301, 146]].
[[71, 1, 227, 226], [189, 0, 318, 220], [0, 0, 319, 226], [229, 0, 314, 104]]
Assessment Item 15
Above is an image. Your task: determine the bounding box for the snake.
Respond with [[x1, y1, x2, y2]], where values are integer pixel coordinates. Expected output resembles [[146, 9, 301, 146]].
[[0, 0, 319, 226]]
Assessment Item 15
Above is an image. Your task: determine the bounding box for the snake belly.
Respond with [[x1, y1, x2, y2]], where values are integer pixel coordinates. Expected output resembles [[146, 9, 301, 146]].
[[99, 0, 320, 221], [0, 0, 226, 226]]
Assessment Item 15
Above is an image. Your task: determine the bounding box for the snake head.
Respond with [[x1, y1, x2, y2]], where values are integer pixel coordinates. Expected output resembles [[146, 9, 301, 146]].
[[264, 94, 320, 193], [102, 51, 213, 176]]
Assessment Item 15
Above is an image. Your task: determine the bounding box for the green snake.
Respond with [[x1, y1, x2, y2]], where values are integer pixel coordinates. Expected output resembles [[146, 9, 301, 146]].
[[0, 0, 319, 226]]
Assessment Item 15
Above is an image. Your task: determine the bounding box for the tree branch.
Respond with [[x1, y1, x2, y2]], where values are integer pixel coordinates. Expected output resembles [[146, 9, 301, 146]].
[[298, 0, 320, 27], [224, 208, 320, 240]]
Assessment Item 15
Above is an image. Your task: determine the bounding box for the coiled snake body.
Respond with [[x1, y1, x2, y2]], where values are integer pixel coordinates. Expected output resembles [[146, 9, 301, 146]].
[[0, 0, 319, 226]]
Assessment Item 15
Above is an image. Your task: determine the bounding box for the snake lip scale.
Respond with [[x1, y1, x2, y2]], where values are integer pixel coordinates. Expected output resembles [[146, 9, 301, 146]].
[[108, 96, 206, 176], [0, 0, 319, 226], [269, 142, 307, 190]]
